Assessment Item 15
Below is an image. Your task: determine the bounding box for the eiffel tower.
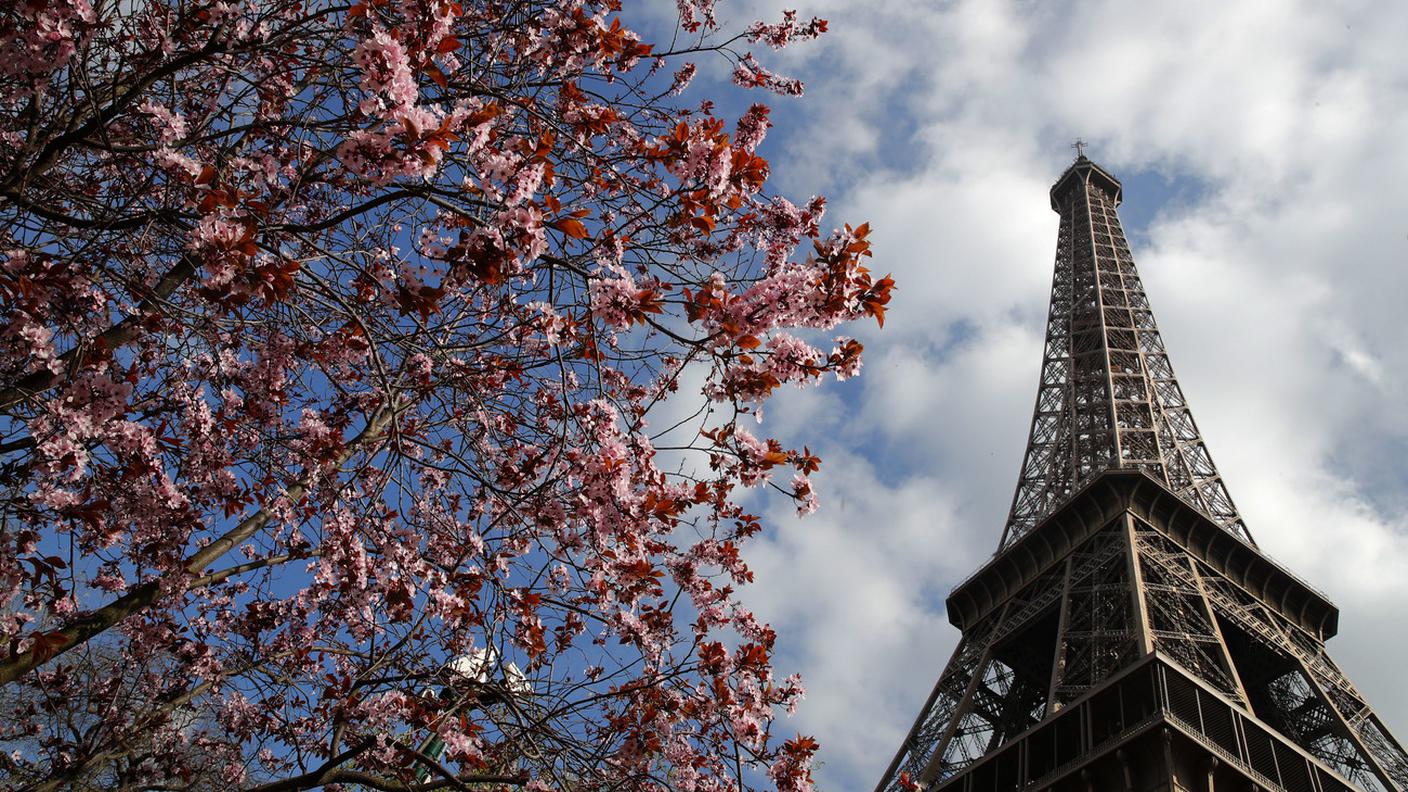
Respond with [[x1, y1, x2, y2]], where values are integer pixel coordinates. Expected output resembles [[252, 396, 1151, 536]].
[[876, 153, 1408, 792]]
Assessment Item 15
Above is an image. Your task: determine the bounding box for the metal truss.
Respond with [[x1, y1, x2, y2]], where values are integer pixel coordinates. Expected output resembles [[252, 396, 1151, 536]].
[[876, 156, 1407, 792], [1199, 564, 1408, 790], [1000, 157, 1252, 550], [879, 524, 1128, 789], [878, 506, 1408, 792], [1048, 525, 1140, 707], [1131, 516, 1247, 705]]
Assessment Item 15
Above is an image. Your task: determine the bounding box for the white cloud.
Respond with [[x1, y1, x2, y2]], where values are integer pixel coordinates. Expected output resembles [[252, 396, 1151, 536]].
[[721, 0, 1408, 787], [746, 451, 971, 783]]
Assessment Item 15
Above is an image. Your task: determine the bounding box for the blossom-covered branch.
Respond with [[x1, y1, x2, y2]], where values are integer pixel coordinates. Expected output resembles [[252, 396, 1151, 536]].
[[0, 0, 893, 789]]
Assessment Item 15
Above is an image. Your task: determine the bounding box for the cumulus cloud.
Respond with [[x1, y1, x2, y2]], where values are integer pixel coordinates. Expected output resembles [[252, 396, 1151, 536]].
[[704, 0, 1408, 788]]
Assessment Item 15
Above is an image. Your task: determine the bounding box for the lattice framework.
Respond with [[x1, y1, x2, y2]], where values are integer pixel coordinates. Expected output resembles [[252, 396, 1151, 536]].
[[1000, 157, 1251, 549], [877, 157, 1408, 792]]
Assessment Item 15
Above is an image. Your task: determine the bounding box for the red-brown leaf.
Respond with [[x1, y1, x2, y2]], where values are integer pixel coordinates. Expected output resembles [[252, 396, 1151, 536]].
[[550, 217, 589, 239]]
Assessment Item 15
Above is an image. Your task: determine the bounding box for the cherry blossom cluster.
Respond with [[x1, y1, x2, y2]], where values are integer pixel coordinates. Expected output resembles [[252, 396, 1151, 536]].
[[0, 0, 893, 789], [746, 10, 829, 50], [0, 0, 95, 97], [733, 53, 805, 96]]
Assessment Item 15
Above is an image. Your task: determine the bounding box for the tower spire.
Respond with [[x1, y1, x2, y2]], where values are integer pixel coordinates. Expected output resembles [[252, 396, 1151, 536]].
[[999, 154, 1252, 550]]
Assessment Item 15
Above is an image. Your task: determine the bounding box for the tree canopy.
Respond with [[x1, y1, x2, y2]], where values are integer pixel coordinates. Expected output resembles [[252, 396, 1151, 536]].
[[0, 0, 891, 788]]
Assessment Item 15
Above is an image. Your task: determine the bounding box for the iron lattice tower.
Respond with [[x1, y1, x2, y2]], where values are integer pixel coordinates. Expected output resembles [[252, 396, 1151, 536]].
[[877, 156, 1408, 792]]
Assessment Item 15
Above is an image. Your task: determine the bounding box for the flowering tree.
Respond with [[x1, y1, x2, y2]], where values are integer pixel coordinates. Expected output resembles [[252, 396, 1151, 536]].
[[0, 0, 892, 789]]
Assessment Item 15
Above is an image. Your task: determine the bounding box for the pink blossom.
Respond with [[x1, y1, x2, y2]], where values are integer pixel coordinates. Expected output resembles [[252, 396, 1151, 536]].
[[732, 53, 804, 96], [476, 149, 522, 193], [746, 11, 828, 50], [675, 0, 718, 32], [0, 0, 95, 94], [30, 482, 80, 511], [222, 762, 248, 784], [407, 352, 433, 384], [669, 62, 697, 95], [754, 195, 825, 266], [762, 333, 822, 383], [735, 104, 771, 153], [505, 162, 546, 206], [137, 99, 188, 143], [154, 148, 202, 178], [791, 474, 818, 516], [528, 301, 568, 345], [189, 215, 252, 288], [51, 596, 78, 617], [439, 726, 484, 763], [351, 30, 418, 113], [498, 205, 547, 263], [831, 336, 863, 380], [91, 567, 126, 593], [10, 312, 61, 375], [733, 428, 772, 487], [590, 274, 643, 329], [220, 692, 265, 735], [337, 110, 447, 184]]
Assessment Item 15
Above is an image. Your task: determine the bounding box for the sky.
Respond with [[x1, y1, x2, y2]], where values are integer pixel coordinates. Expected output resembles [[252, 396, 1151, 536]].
[[667, 1, 1408, 789]]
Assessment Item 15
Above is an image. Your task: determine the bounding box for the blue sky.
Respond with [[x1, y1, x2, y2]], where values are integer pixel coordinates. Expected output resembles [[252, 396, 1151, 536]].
[[646, 1, 1408, 788]]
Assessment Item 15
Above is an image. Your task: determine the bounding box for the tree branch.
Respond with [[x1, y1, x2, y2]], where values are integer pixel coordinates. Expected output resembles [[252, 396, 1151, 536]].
[[0, 255, 198, 412], [245, 735, 527, 792], [0, 399, 407, 684]]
